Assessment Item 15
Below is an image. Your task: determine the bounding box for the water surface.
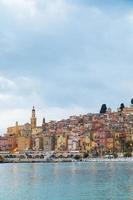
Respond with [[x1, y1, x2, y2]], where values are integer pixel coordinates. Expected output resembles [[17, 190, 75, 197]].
[[0, 162, 133, 200]]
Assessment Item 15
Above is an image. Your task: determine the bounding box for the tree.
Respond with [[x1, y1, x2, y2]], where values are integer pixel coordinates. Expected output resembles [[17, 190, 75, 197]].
[[0, 155, 4, 162], [125, 140, 133, 153], [120, 103, 125, 111], [100, 104, 107, 114]]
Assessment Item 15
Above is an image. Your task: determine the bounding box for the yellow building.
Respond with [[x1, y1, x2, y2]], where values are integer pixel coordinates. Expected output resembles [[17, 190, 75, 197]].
[[56, 135, 68, 152], [7, 107, 38, 136], [80, 135, 91, 153], [91, 141, 98, 150], [106, 138, 114, 150], [32, 127, 43, 135], [7, 122, 23, 136], [17, 136, 32, 151], [113, 132, 121, 151]]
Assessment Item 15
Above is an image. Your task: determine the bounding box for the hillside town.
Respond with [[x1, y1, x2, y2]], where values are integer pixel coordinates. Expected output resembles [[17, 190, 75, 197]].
[[0, 100, 133, 160]]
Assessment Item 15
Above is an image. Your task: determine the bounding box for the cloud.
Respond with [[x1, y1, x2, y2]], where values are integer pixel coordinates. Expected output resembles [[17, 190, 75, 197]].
[[0, 0, 133, 133], [0, 108, 31, 134], [0, 75, 42, 132], [0, 75, 39, 108], [0, 75, 92, 134], [0, 0, 37, 19], [0, 75, 88, 132], [0, 76, 16, 90], [43, 105, 95, 122], [0, 0, 73, 28]]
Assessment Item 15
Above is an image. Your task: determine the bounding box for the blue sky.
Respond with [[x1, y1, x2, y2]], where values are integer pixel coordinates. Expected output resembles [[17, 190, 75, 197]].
[[0, 0, 133, 132]]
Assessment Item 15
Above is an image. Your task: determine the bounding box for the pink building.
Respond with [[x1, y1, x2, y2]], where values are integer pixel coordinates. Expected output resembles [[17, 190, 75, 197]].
[[0, 136, 17, 151]]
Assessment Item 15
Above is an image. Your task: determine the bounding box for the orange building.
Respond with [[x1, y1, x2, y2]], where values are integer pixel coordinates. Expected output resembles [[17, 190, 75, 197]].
[[7, 122, 23, 136], [17, 136, 32, 151]]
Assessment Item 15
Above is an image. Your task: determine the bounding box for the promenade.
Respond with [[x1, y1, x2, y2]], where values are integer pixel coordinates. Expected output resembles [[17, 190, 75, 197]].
[[1, 154, 133, 163]]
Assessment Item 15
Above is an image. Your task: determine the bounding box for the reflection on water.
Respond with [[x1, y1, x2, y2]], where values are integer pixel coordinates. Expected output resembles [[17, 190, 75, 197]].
[[0, 162, 133, 200]]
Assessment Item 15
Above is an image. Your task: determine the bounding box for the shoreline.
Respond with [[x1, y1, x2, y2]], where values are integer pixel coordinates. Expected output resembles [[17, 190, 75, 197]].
[[1, 157, 133, 163]]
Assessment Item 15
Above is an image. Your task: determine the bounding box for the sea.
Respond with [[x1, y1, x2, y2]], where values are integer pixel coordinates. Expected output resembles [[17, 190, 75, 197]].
[[0, 162, 133, 200]]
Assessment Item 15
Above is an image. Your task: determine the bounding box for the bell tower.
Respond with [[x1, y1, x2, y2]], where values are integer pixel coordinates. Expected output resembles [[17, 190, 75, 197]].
[[15, 121, 19, 135], [31, 106, 37, 129], [42, 117, 46, 131]]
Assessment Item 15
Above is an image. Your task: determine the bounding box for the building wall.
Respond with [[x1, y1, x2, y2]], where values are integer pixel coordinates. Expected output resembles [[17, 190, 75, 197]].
[[56, 135, 68, 152], [20, 123, 32, 137], [43, 135, 55, 152], [7, 125, 23, 136], [123, 107, 133, 115], [33, 137, 43, 151], [80, 136, 91, 153], [32, 127, 43, 135], [68, 135, 79, 152], [17, 136, 32, 151], [0, 136, 17, 151]]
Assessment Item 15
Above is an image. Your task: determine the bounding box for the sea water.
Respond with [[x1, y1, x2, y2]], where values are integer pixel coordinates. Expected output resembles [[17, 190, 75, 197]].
[[0, 162, 133, 200]]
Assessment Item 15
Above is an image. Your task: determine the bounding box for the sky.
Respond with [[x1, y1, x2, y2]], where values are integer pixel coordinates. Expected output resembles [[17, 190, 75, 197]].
[[0, 0, 133, 133]]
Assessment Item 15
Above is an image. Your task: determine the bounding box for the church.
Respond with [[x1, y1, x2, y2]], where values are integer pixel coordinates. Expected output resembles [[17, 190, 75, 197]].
[[7, 106, 43, 137]]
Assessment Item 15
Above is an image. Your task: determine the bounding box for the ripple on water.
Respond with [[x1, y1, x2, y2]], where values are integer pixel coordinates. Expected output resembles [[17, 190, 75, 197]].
[[0, 162, 133, 200]]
